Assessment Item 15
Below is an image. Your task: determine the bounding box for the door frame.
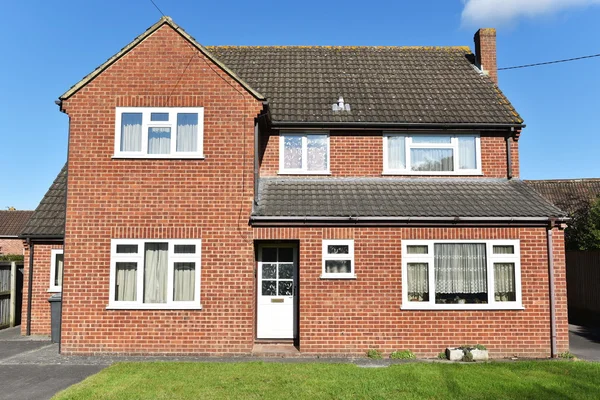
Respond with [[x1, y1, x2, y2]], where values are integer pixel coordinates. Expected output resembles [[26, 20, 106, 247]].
[[255, 241, 299, 341]]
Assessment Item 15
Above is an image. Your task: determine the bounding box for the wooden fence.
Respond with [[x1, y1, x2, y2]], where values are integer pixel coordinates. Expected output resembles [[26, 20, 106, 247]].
[[0, 261, 23, 329], [566, 251, 600, 314]]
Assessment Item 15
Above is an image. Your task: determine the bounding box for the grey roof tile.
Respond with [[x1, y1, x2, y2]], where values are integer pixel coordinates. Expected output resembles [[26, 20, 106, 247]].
[[525, 179, 600, 215], [0, 211, 34, 237], [206, 46, 522, 125], [21, 164, 67, 238], [254, 178, 565, 219]]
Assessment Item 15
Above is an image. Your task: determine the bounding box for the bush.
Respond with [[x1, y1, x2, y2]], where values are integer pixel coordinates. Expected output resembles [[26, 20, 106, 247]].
[[390, 350, 415, 360], [462, 351, 474, 362], [558, 352, 575, 360], [366, 349, 383, 359], [0, 254, 24, 262], [437, 352, 447, 360]]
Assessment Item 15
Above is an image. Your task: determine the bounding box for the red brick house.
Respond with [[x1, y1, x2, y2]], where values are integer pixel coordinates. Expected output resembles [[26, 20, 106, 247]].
[[21, 17, 569, 358], [0, 211, 33, 256]]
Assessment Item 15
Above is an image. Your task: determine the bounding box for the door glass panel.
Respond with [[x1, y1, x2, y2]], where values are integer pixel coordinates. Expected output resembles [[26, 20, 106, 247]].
[[325, 260, 351, 273], [279, 264, 293, 279], [262, 264, 277, 279], [262, 248, 277, 262], [278, 248, 293, 262], [262, 281, 277, 296], [278, 281, 293, 296]]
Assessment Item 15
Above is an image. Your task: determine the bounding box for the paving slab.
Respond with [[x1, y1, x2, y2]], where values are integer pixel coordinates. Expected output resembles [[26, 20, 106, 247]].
[[569, 324, 600, 362]]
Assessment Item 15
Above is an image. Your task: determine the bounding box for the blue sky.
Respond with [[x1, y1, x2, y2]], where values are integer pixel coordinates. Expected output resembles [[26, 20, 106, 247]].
[[2, 0, 599, 210]]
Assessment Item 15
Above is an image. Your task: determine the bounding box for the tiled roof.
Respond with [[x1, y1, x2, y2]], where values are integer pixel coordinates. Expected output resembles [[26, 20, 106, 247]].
[[206, 46, 523, 125], [0, 211, 34, 237], [253, 178, 565, 220], [20, 164, 67, 238], [525, 179, 600, 215]]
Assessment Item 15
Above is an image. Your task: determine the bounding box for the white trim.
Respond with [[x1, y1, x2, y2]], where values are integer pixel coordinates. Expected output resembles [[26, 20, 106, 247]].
[[321, 239, 355, 279], [108, 239, 202, 310], [383, 133, 482, 175], [114, 107, 204, 158], [279, 132, 330, 174], [401, 239, 522, 310], [49, 249, 63, 293]]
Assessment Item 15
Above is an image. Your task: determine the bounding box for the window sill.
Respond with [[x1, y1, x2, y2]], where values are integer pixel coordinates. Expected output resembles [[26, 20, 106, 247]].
[[47, 288, 61, 293], [401, 304, 524, 311], [112, 155, 206, 160], [106, 304, 203, 310], [278, 171, 332, 176], [382, 171, 483, 176], [320, 274, 357, 280]]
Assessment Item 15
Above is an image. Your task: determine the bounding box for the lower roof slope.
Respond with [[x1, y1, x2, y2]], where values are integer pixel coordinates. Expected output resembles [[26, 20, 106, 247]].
[[253, 178, 566, 221], [0, 211, 34, 237], [526, 179, 600, 215], [20, 164, 67, 238]]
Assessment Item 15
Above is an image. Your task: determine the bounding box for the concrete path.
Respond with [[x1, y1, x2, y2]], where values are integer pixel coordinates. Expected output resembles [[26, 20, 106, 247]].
[[569, 324, 600, 361], [0, 327, 105, 400]]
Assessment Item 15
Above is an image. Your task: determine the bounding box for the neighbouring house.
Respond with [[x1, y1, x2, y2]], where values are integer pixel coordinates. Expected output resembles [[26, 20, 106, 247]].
[[0, 210, 33, 256], [19, 165, 66, 335], [21, 17, 569, 358]]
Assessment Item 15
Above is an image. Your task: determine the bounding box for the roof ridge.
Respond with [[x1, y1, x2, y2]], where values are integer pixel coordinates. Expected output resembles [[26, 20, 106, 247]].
[[525, 178, 600, 183], [205, 45, 472, 52]]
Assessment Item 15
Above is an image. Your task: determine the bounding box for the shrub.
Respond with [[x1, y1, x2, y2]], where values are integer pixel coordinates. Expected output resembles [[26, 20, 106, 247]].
[[0, 254, 24, 262], [462, 351, 474, 362], [437, 352, 447, 360], [390, 350, 415, 360], [558, 352, 575, 360], [366, 349, 383, 359]]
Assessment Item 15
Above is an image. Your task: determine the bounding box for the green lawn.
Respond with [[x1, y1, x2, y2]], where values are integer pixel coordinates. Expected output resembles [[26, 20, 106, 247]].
[[53, 361, 600, 400]]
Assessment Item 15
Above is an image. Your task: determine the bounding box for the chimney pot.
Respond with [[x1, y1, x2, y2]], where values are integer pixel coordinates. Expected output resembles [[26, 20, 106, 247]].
[[474, 28, 497, 85]]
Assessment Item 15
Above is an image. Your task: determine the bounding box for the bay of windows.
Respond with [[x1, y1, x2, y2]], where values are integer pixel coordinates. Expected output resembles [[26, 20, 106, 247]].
[[402, 240, 521, 310]]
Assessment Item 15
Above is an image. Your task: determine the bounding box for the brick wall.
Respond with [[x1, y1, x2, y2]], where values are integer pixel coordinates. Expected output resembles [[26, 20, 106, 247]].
[[21, 243, 63, 336], [0, 238, 25, 255], [59, 24, 263, 355], [259, 130, 519, 178], [254, 226, 567, 358]]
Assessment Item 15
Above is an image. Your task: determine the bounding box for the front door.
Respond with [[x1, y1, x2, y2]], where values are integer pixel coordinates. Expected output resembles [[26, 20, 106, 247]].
[[257, 244, 297, 339]]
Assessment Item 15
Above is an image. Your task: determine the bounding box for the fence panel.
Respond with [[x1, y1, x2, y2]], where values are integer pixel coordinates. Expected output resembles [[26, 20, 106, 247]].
[[566, 251, 600, 313], [0, 263, 10, 328]]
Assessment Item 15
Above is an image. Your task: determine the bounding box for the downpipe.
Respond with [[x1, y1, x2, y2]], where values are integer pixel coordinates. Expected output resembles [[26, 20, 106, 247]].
[[547, 226, 557, 358]]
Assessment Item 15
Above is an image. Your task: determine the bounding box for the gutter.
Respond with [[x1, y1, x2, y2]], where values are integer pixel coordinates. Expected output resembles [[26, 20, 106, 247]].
[[250, 215, 566, 223], [272, 121, 526, 130], [547, 224, 557, 358], [18, 235, 64, 241]]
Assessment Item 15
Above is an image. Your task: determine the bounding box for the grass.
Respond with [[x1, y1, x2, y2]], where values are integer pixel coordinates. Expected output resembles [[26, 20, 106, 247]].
[[53, 361, 600, 400]]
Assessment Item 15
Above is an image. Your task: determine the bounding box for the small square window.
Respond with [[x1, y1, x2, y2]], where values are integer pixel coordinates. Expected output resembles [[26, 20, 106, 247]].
[[322, 240, 355, 279]]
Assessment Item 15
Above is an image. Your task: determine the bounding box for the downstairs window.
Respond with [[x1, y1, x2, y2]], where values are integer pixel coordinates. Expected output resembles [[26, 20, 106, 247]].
[[402, 240, 522, 310], [109, 239, 202, 309]]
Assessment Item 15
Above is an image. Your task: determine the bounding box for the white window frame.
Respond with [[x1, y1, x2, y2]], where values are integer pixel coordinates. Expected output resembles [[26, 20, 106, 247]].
[[401, 239, 522, 310], [114, 107, 204, 159], [279, 131, 331, 174], [49, 249, 63, 292], [321, 239, 356, 279], [108, 239, 202, 310], [383, 133, 482, 175]]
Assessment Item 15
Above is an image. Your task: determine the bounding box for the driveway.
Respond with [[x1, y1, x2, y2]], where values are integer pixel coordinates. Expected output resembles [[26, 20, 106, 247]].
[[569, 324, 600, 361], [0, 327, 106, 400]]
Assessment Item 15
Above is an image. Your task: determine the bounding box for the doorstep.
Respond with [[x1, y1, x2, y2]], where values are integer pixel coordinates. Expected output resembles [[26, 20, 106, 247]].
[[251, 341, 300, 357]]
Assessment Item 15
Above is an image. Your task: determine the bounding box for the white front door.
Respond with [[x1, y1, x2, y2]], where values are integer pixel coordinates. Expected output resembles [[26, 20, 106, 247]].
[[257, 245, 297, 339]]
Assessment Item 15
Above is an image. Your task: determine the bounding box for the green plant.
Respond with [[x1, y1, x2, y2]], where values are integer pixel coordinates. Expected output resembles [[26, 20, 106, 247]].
[[558, 352, 575, 360], [366, 349, 383, 359], [390, 350, 415, 360], [462, 351, 474, 362], [0, 254, 24, 262], [474, 344, 487, 350], [437, 352, 447, 360]]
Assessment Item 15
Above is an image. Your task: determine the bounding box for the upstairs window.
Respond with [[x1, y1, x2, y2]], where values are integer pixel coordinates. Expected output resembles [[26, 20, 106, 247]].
[[279, 132, 330, 174], [115, 107, 204, 158], [383, 134, 481, 175]]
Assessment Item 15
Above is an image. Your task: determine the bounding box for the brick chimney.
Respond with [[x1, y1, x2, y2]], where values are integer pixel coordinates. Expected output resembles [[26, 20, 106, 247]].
[[474, 28, 497, 84]]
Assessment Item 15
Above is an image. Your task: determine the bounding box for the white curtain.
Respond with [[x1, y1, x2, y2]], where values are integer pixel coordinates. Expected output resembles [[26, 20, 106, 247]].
[[411, 149, 453, 171], [387, 136, 406, 169], [459, 136, 477, 169], [284, 136, 303, 169], [407, 262, 428, 301], [144, 243, 168, 303], [148, 127, 171, 154], [54, 254, 64, 287], [494, 263, 516, 301], [435, 243, 487, 294], [176, 113, 198, 152], [307, 135, 328, 171], [174, 262, 195, 301], [115, 262, 137, 301], [120, 113, 142, 152]]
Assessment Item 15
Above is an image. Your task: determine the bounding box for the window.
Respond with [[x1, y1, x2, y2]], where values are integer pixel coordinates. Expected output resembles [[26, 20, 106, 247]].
[[109, 239, 202, 309], [322, 240, 355, 279], [279, 132, 330, 174], [383, 134, 481, 175], [114, 107, 204, 158], [49, 249, 64, 292], [402, 240, 521, 310]]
